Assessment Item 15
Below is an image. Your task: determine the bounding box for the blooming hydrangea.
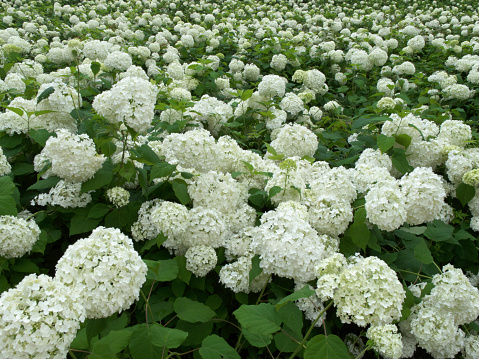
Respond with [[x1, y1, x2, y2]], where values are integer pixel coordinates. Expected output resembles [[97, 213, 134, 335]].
[[366, 325, 403, 359], [303, 69, 327, 92], [446, 148, 479, 185], [258, 74, 287, 99], [279, 93, 304, 116], [55, 227, 147, 319], [31, 180, 92, 208], [294, 283, 326, 326], [181, 206, 229, 249], [104, 50, 133, 71], [443, 84, 474, 101], [0, 215, 40, 258], [185, 245, 217, 277], [189, 95, 233, 135], [0, 274, 85, 359], [243, 63, 260, 81], [382, 113, 439, 144], [106, 187, 130, 207], [332, 255, 405, 327], [92, 76, 158, 133], [34, 129, 105, 183], [251, 201, 338, 283], [219, 255, 270, 293], [269, 124, 318, 158], [0, 146, 11, 176], [437, 119, 472, 148], [270, 53, 288, 71]]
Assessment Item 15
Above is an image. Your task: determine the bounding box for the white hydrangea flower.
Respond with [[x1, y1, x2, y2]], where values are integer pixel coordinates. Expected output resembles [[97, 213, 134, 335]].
[[92, 76, 158, 133], [189, 95, 233, 136], [219, 255, 270, 293], [104, 50, 133, 71], [0, 215, 40, 258], [303, 69, 326, 92], [437, 120, 472, 148], [185, 245, 217, 277], [366, 325, 403, 359], [269, 124, 318, 158], [315, 252, 347, 300], [106, 187, 130, 207], [32, 180, 92, 208], [181, 207, 228, 249], [294, 283, 325, 327], [305, 194, 353, 237], [270, 53, 288, 71], [243, 63, 260, 81], [0, 274, 85, 359], [131, 199, 164, 242], [55, 227, 147, 319], [279, 93, 304, 116], [356, 148, 393, 170], [258, 74, 287, 99], [34, 129, 105, 183], [0, 146, 11, 176], [382, 113, 439, 145], [464, 335, 479, 359], [333, 255, 405, 327], [446, 148, 479, 185], [443, 84, 474, 100]]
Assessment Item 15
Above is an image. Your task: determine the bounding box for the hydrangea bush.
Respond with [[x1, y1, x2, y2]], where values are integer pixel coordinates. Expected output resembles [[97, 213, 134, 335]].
[[1, 0, 479, 358]]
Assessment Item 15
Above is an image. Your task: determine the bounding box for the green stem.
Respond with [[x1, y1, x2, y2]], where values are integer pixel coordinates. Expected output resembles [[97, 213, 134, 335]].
[[288, 300, 334, 359], [140, 289, 156, 326], [354, 344, 372, 359], [69, 350, 78, 359]]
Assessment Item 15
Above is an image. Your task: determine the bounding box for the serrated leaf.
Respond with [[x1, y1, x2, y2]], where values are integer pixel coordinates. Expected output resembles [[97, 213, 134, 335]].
[[149, 325, 188, 349], [242, 328, 273, 347], [456, 183, 476, 207], [12, 162, 34, 175], [93, 330, 132, 353], [81, 161, 114, 193], [31, 230, 48, 254], [174, 297, 216, 323], [264, 143, 278, 155], [100, 141, 117, 157], [150, 162, 176, 180], [91, 61, 101, 76], [391, 148, 413, 174], [134, 144, 161, 165], [377, 134, 395, 153], [88, 203, 110, 219], [352, 116, 389, 130], [144, 259, 179, 282], [0, 176, 15, 196], [278, 302, 303, 335], [424, 220, 454, 242], [11, 258, 39, 273], [354, 207, 367, 223], [70, 209, 102, 236], [36, 86, 55, 104], [304, 335, 350, 359], [414, 239, 433, 264], [199, 335, 240, 359], [29, 129, 53, 147], [249, 254, 262, 284], [27, 176, 61, 191], [231, 171, 243, 179], [234, 303, 281, 335], [275, 285, 315, 311], [349, 222, 370, 251], [128, 324, 172, 359]]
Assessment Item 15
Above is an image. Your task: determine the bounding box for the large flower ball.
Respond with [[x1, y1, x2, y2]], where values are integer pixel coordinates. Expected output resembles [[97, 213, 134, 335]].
[[0, 215, 40, 258], [0, 274, 85, 359], [55, 227, 147, 319]]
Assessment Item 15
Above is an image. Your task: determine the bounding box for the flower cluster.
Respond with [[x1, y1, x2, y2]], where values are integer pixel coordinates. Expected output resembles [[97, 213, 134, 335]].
[[0, 215, 40, 258]]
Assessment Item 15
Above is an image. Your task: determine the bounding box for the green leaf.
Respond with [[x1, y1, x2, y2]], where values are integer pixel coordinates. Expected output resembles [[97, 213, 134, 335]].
[[278, 302, 303, 335], [199, 335, 240, 359], [12, 163, 34, 176], [354, 207, 367, 223], [11, 258, 39, 273], [352, 116, 389, 130], [86, 318, 108, 344], [274, 328, 302, 353], [249, 254, 263, 284], [242, 328, 273, 347], [6, 106, 24, 117], [150, 162, 176, 181], [31, 230, 48, 254], [144, 259, 179, 282], [175, 320, 213, 346], [36, 86, 55, 104], [29, 129, 53, 147], [174, 297, 216, 323], [337, 86, 349, 93], [174, 255, 192, 285], [304, 335, 350, 359], [414, 239, 433, 264], [149, 325, 188, 349], [93, 330, 132, 353], [133, 144, 161, 165], [70, 208, 102, 236], [240, 89, 254, 101], [91, 61, 101, 76], [234, 303, 282, 335], [275, 285, 315, 311], [424, 220, 454, 242], [27, 176, 61, 191], [172, 179, 191, 205], [100, 141, 117, 157], [88, 203, 110, 219], [391, 148, 413, 174], [264, 143, 278, 155], [349, 222, 370, 251], [0, 196, 16, 215], [377, 134, 395, 153], [268, 186, 282, 199], [81, 160, 114, 193], [0, 176, 15, 196], [395, 134, 412, 149], [456, 183, 476, 207]]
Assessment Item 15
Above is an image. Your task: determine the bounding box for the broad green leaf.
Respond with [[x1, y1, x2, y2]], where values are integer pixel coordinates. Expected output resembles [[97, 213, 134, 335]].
[[0, 176, 15, 196], [242, 328, 273, 347], [424, 220, 454, 242], [150, 162, 176, 180], [275, 285, 315, 311], [149, 324, 188, 349], [352, 116, 389, 130], [456, 183, 476, 207], [11, 258, 39, 273], [27, 176, 61, 191], [29, 129, 53, 147], [268, 185, 282, 198], [81, 160, 114, 193], [240, 89, 254, 101], [349, 222, 370, 251], [414, 239, 433, 264], [133, 144, 161, 165], [88, 203, 110, 219], [36, 86, 55, 104], [91, 61, 101, 76], [0, 195, 17, 215], [6, 106, 24, 116], [93, 330, 132, 353], [31, 230, 48, 254], [234, 303, 282, 335], [175, 320, 213, 346], [86, 318, 108, 344], [12, 163, 34, 175], [354, 207, 367, 223], [87, 346, 116, 359], [249, 254, 262, 284], [304, 335, 350, 359], [377, 134, 395, 153], [391, 148, 413, 174], [265, 143, 278, 155], [144, 259, 179, 282], [277, 302, 304, 335], [100, 141, 117, 157], [394, 134, 412, 149], [128, 324, 170, 359], [172, 179, 191, 205], [400, 226, 427, 235], [174, 297, 216, 323], [199, 335, 240, 359], [69, 209, 102, 236], [337, 86, 349, 93], [174, 255, 192, 285]]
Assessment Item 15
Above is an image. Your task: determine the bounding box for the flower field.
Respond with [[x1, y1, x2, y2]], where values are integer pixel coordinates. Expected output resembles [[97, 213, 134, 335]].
[[2, 0, 479, 357]]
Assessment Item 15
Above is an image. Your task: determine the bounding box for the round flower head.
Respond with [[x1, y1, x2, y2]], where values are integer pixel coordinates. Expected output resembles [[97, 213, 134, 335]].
[[303, 69, 326, 92], [106, 187, 130, 207], [333, 255, 405, 327], [181, 207, 228, 249], [269, 124, 318, 158], [258, 74, 287, 99], [0, 146, 11, 176], [366, 325, 403, 359], [34, 129, 105, 183], [104, 50, 133, 72], [55, 227, 147, 319], [0, 274, 85, 359], [31, 180, 92, 208], [279, 93, 304, 116], [219, 255, 270, 293], [92, 76, 158, 133], [0, 215, 40, 258], [185, 245, 217, 277]]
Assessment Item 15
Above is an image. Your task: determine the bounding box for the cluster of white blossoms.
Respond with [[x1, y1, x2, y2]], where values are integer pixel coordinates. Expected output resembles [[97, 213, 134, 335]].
[[366, 325, 403, 359], [55, 227, 147, 319], [0, 215, 40, 258], [34, 129, 105, 183], [185, 245, 217, 277], [219, 254, 271, 294], [268, 124, 318, 159], [403, 265, 479, 359], [0, 274, 85, 359], [257, 74, 287, 99], [317, 254, 405, 327], [32, 180, 92, 208], [106, 186, 130, 207], [188, 95, 233, 135], [0, 146, 11, 176], [92, 76, 158, 133]]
